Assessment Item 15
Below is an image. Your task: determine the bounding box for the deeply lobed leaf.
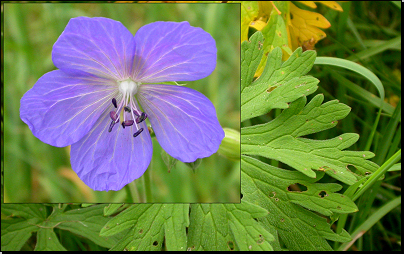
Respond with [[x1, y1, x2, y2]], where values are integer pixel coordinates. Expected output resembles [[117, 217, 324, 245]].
[[187, 202, 274, 251], [242, 156, 352, 250], [242, 94, 379, 184], [241, 38, 318, 121]]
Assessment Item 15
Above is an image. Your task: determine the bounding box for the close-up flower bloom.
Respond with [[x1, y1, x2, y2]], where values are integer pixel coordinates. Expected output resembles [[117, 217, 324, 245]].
[[20, 17, 225, 191]]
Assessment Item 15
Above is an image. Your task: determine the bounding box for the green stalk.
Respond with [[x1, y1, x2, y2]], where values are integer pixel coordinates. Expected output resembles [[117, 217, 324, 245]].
[[352, 149, 401, 202], [127, 181, 141, 203], [143, 166, 153, 203]]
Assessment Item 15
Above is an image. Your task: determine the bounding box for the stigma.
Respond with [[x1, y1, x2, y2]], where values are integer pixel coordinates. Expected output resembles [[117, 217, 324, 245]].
[[107, 79, 147, 137]]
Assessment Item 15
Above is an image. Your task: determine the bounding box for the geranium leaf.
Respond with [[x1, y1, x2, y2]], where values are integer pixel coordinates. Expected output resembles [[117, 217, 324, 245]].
[[1, 204, 47, 251], [101, 204, 189, 251], [187, 202, 274, 251], [103, 203, 127, 216], [50, 204, 121, 248], [240, 36, 379, 251], [1, 218, 40, 251], [242, 94, 379, 184], [241, 43, 318, 121], [1, 204, 47, 219], [242, 156, 353, 250], [241, 31, 264, 92], [34, 228, 67, 251]]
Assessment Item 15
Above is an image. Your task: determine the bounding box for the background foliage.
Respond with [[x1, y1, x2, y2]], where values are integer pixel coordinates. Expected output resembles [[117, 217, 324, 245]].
[[3, 3, 240, 203]]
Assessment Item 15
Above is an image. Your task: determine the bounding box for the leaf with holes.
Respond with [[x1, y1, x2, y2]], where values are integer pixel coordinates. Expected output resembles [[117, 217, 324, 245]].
[[240, 35, 380, 250], [241, 33, 318, 121], [187, 202, 274, 251], [242, 156, 355, 250], [101, 204, 189, 251]]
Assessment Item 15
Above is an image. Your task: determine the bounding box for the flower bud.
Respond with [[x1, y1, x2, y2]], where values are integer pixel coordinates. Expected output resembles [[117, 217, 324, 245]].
[[218, 128, 240, 161]]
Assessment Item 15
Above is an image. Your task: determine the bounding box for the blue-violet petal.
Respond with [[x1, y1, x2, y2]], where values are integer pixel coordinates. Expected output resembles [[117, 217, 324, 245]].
[[52, 17, 136, 80], [70, 110, 152, 191], [20, 70, 116, 147], [137, 84, 224, 162], [132, 21, 217, 83]]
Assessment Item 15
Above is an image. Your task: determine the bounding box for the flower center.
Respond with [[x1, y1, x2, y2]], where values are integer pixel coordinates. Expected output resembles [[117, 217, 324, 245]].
[[107, 79, 147, 137], [118, 79, 139, 95]]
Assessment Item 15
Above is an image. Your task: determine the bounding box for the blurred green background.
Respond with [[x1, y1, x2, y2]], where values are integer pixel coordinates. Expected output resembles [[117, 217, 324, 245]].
[[3, 3, 240, 203]]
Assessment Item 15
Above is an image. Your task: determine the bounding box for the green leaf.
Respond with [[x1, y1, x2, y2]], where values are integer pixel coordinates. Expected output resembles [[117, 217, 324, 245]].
[[103, 203, 127, 216], [1, 218, 40, 251], [102, 204, 189, 251], [50, 205, 121, 248], [1, 204, 47, 219], [241, 44, 318, 121], [187, 202, 274, 251], [240, 36, 380, 251], [241, 31, 264, 92], [34, 228, 67, 251], [242, 156, 352, 250], [242, 94, 379, 185]]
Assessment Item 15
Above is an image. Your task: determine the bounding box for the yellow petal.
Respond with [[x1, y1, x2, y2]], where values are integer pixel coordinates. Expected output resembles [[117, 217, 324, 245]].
[[290, 3, 331, 29], [298, 1, 318, 8], [316, 1, 343, 11]]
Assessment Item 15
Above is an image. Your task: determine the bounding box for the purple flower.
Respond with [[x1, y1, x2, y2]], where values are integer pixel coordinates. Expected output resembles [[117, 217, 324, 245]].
[[20, 17, 224, 191]]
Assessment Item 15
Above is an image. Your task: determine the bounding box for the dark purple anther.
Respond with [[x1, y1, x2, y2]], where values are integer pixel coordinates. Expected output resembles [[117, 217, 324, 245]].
[[124, 106, 131, 113], [123, 120, 134, 126], [108, 120, 115, 132], [112, 98, 117, 108], [133, 128, 144, 137], [136, 112, 148, 123], [122, 120, 134, 129], [110, 111, 118, 121]]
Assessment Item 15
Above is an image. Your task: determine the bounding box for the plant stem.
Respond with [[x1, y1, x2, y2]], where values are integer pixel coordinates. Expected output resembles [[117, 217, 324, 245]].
[[143, 166, 153, 203], [128, 181, 141, 203]]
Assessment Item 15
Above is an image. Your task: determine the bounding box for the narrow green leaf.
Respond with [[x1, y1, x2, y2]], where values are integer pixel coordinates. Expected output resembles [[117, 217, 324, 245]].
[[347, 36, 401, 61], [34, 228, 67, 251], [338, 195, 401, 251]]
